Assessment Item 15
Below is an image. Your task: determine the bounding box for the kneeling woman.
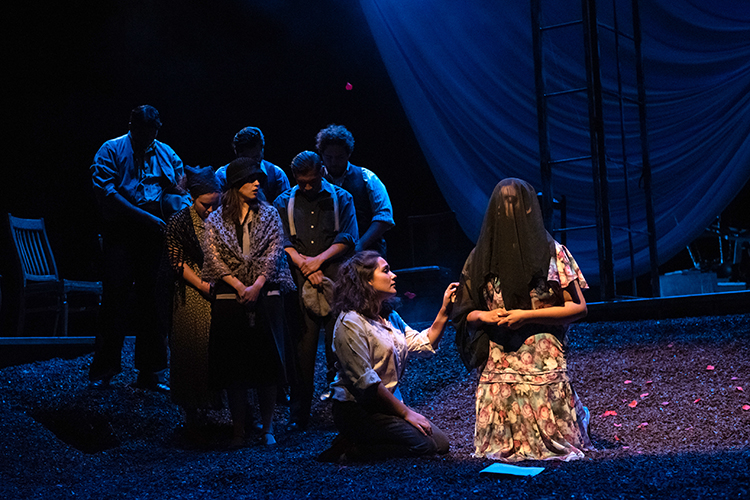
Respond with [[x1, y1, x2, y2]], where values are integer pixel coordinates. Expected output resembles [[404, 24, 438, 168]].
[[202, 158, 295, 447], [324, 251, 457, 460], [452, 178, 592, 462]]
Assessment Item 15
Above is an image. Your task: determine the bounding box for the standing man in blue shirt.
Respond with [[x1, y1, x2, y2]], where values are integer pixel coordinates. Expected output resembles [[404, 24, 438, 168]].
[[89, 105, 186, 391], [215, 126, 290, 203], [273, 151, 358, 430], [316, 124, 395, 257]]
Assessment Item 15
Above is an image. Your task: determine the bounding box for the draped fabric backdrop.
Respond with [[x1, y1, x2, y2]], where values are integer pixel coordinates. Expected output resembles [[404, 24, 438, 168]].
[[359, 0, 750, 285]]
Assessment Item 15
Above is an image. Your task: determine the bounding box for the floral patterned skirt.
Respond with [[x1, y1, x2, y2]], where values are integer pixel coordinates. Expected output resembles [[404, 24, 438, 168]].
[[474, 333, 591, 462]]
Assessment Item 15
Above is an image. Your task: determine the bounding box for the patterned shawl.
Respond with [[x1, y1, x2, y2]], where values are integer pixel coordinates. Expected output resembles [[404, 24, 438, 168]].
[[201, 203, 295, 293]]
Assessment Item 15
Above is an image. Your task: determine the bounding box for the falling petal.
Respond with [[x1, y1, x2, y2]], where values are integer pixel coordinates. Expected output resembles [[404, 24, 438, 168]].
[[737, 387, 744, 392], [661, 402, 670, 406], [628, 400, 638, 408], [404, 291, 416, 300], [731, 377, 738, 380], [743, 405, 750, 411], [345, 82, 353, 90], [706, 365, 715, 371], [636, 422, 648, 430], [645, 380, 653, 384], [624, 380, 632, 384], [694, 398, 701, 403], [600, 410, 618, 417], [640, 393, 649, 398], [613, 423, 622, 427], [667, 344, 673, 348]]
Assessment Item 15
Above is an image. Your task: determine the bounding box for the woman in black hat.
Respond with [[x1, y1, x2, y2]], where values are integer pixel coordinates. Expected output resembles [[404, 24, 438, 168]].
[[202, 157, 295, 447]]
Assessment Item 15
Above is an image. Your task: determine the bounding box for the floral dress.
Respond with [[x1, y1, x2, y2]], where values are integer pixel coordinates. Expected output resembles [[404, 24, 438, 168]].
[[473, 242, 593, 462]]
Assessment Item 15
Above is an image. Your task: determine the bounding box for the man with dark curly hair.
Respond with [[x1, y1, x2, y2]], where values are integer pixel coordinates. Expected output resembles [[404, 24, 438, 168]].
[[316, 124, 394, 257]]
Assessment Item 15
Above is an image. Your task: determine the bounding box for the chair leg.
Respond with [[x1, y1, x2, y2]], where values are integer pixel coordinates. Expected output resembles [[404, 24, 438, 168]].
[[62, 294, 69, 337], [17, 294, 26, 336]]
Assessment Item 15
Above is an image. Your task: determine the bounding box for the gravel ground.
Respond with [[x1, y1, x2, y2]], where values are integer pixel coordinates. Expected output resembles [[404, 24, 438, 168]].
[[1, 314, 749, 499]]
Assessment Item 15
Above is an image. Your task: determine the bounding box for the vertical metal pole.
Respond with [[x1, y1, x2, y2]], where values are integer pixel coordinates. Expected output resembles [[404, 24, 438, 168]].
[[612, 0, 638, 296], [583, 0, 616, 300], [531, 0, 554, 231], [632, 0, 660, 296]]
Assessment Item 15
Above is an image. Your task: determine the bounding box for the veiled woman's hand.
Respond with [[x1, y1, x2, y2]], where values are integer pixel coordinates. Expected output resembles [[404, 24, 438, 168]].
[[497, 308, 530, 329], [476, 308, 507, 326]]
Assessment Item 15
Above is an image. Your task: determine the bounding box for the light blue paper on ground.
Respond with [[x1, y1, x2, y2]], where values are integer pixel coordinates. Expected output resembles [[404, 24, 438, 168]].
[[479, 463, 545, 477]]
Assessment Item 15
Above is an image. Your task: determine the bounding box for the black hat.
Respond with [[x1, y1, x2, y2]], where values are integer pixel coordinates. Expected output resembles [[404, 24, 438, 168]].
[[226, 157, 267, 189]]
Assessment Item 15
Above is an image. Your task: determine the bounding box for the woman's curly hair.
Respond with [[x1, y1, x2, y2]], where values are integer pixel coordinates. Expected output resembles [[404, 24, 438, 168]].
[[333, 251, 397, 320]]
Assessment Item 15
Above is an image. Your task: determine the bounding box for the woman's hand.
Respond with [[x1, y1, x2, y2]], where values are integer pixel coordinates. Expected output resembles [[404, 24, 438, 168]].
[[197, 281, 213, 300], [471, 308, 508, 326], [497, 308, 531, 329], [440, 282, 459, 312], [238, 281, 262, 305], [404, 408, 432, 436]]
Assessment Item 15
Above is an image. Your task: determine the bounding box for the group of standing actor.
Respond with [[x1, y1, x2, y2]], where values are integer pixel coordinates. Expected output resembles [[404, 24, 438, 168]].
[[88, 104, 593, 462], [87, 105, 395, 447]]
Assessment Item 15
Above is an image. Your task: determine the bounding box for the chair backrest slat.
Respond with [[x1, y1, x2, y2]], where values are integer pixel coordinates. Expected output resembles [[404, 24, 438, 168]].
[[7, 214, 59, 283]]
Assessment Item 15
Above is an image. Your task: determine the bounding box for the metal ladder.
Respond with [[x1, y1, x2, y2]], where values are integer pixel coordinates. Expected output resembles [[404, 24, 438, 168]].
[[530, 0, 659, 299]]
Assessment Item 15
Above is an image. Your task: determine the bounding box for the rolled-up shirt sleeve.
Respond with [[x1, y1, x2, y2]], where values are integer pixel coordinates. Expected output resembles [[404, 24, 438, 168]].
[[90, 141, 120, 200], [362, 168, 395, 228], [332, 189, 358, 248], [333, 314, 381, 400], [389, 312, 436, 359]]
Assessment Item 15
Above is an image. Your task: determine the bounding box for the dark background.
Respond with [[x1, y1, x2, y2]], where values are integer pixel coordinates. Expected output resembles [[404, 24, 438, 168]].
[[1, 0, 747, 332]]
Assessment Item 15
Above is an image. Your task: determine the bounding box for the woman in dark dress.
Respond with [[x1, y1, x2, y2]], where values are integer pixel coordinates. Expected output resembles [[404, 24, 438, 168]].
[[202, 158, 295, 447], [162, 166, 222, 436]]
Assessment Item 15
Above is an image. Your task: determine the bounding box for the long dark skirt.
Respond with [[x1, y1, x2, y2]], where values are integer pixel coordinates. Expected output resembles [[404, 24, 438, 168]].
[[208, 284, 285, 390]]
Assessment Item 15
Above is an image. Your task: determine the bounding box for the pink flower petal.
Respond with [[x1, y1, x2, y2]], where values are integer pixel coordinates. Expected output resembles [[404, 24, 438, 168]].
[[694, 398, 701, 403], [706, 365, 715, 371], [624, 380, 632, 384], [345, 82, 353, 90], [640, 393, 649, 398], [622, 446, 630, 449], [743, 405, 750, 411], [636, 422, 648, 430], [645, 380, 653, 384], [661, 401, 670, 406], [403, 291, 416, 300], [667, 344, 673, 348], [613, 423, 622, 427], [737, 387, 744, 392], [731, 377, 738, 380], [600, 410, 618, 417], [628, 400, 638, 408]]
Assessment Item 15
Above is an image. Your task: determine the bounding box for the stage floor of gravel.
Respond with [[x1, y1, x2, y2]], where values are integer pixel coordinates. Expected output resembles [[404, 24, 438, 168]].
[[1, 314, 749, 499]]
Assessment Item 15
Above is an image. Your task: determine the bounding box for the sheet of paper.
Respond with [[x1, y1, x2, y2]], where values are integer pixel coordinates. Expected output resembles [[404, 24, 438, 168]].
[[479, 463, 545, 477]]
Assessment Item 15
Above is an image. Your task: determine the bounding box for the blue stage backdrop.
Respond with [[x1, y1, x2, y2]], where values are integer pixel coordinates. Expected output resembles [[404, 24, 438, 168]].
[[359, 0, 750, 284]]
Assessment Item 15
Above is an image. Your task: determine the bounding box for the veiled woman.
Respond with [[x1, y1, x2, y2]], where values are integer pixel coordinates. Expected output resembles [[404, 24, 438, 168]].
[[452, 178, 592, 462], [202, 157, 295, 447]]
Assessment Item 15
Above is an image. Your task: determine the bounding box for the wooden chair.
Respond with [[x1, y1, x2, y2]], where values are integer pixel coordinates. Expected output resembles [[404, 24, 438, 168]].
[[6, 214, 102, 336]]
